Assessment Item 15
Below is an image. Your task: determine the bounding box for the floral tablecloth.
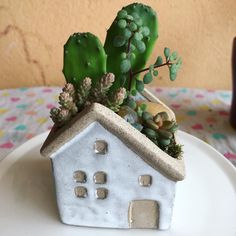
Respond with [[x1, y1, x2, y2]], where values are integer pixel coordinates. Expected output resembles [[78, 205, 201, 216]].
[[0, 87, 235, 166]]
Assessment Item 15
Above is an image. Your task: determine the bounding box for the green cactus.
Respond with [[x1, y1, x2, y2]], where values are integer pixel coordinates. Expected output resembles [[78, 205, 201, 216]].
[[63, 32, 107, 88], [104, 3, 158, 92]]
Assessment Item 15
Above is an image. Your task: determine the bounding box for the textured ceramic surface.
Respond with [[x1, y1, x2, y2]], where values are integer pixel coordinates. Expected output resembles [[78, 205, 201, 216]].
[[51, 121, 176, 230], [41, 103, 185, 181]]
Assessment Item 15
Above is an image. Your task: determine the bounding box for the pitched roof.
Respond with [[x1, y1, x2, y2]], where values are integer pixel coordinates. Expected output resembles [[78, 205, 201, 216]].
[[40, 103, 185, 181]]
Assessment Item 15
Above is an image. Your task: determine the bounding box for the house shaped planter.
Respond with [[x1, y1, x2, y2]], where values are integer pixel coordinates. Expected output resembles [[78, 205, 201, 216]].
[[40, 101, 185, 230]]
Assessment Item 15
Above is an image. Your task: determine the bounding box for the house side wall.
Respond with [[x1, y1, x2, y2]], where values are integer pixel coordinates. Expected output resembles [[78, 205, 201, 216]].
[[51, 121, 176, 230]]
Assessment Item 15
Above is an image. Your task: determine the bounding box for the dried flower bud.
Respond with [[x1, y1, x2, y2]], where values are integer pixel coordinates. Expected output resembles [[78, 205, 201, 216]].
[[62, 83, 76, 97], [89, 73, 115, 104], [50, 107, 60, 121], [106, 87, 126, 112], [58, 108, 70, 120], [59, 92, 73, 102], [50, 107, 70, 126], [70, 104, 78, 115], [59, 92, 74, 109], [114, 87, 126, 104], [100, 73, 115, 90], [82, 77, 92, 89]]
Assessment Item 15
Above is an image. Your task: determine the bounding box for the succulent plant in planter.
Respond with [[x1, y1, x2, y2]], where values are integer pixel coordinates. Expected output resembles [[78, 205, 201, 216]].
[[41, 2, 185, 231]]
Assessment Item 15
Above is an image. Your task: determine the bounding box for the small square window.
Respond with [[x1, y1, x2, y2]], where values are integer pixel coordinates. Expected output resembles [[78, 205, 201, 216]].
[[94, 171, 107, 184], [94, 140, 108, 154], [73, 170, 86, 183], [74, 186, 87, 198], [95, 188, 108, 199], [139, 175, 152, 187]]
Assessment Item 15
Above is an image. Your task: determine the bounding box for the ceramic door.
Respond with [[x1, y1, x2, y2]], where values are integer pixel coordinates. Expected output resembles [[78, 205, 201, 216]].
[[128, 200, 159, 228]]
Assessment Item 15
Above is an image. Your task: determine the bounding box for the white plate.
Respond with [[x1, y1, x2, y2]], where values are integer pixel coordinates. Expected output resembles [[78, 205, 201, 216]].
[[0, 131, 236, 236]]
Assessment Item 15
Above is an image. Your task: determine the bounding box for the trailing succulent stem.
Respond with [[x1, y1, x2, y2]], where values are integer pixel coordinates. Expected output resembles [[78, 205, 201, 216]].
[[104, 3, 182, 96], [104, 3, 158, 92]]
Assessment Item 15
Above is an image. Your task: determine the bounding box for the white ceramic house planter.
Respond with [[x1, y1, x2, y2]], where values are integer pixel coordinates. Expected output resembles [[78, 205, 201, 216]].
[[40, 94, 185, 230]]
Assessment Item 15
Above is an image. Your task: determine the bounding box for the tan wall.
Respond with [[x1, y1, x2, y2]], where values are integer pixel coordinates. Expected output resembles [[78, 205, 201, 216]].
[[0, 0, 235, 89]]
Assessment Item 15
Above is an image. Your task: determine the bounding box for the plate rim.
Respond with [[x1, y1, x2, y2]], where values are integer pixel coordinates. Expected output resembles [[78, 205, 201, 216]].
[[0, 130, 236, 235]]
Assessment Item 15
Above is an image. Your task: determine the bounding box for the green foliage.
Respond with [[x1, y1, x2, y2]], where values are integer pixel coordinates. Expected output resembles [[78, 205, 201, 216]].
[[118, 19, 127, 29], [164, 47, 170, 59], [104, 3, 158, 92], [118, 100, 183, 159], [143, 71, 153, 84], [124, 96, 137, 109], [120, 59, 131, 73], [154, 56, 163, 66], [143, 128, 156, 139], [142, 111, 153, 121], [59, 3, 183, 159], [166, 142, 183, 159], [153, 70, 158, 76], [113, 36, 126, 47], [136, 79, 144, 92], [117, 9, 128, 19], [136, 103, 147, 117], [63, 32, 107, 88], [62, 2, 182, 99], [165, 49, 182, 81]]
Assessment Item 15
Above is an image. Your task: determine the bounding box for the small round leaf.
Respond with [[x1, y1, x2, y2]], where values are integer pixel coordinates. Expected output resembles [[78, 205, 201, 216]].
[[126, 14, 134, 21], [120, 59, 131, 73], [121, 52, 127, 59], [118, 19, 127, 29], [113, 36, 126, 47], [136, 79, 144, 92], [153, 70, 158, 77], [141, 26, 150, 37], [143, 72, 153, 84], [123, 28, 132, 39], [131, 12, 139, 19], [130, 44, 136, 52], [136, 18, 143, 27], [164, 48, 170, 59], [140, 103, 147, 111], [134, 40, 146, 53], [117, 10, 127, 19], [130, 52, 136, 61], [128, 22, 138, 31], [170, 51, 178, 61], [131, 89, 137, 96], [170, 64, 177, 74], [134, 32, 143, 41], [127, 98, 137, 109], [155, 56, 163, 66]]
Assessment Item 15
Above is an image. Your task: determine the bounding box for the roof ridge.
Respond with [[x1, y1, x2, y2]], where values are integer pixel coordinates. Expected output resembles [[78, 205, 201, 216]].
[[40, 103, 185, 181]]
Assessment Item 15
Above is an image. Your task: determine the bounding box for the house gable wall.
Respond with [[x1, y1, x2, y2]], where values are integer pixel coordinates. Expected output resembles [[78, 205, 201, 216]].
[[51, 121, 176, 230]]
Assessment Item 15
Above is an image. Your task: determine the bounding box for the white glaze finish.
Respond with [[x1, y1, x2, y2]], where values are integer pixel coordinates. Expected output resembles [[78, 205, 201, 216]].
[[51, 121, 176, 230], [41, 103, 185, 181]]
